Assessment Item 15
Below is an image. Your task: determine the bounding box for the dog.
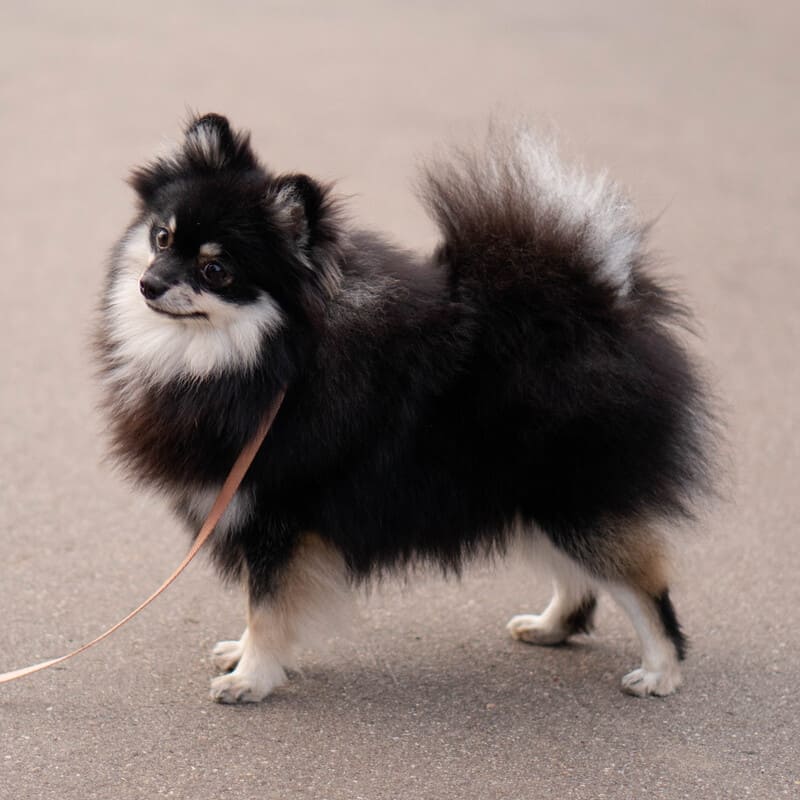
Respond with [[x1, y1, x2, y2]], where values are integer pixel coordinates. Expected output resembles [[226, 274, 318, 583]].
[[96, 113, 715, 703]]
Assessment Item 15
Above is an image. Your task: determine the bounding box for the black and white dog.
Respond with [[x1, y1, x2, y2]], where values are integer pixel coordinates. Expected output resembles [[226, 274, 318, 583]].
[[96, 114, 714, 703]]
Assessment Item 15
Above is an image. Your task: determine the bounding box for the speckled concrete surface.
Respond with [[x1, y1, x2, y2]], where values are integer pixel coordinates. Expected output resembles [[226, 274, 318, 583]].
[[1, 2, 798, 797]]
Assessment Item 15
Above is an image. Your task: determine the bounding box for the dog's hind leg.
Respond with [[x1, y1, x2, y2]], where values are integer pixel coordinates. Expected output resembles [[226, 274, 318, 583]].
[[509, 524, 686, 696], [604, 581, 686, 697], [210, 533, 351, 704], [596, 523, 686, 697], [507, 534, 599, 645], [558, 522, 686, 697]]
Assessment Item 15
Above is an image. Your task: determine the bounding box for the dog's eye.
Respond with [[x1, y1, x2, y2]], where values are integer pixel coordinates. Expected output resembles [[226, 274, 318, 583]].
[[154, 227, 171, 250], [200, 261, 233, 289]]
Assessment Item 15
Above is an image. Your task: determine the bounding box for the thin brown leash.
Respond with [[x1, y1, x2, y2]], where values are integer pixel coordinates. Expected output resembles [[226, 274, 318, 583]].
[[0, 386, 286, 686]]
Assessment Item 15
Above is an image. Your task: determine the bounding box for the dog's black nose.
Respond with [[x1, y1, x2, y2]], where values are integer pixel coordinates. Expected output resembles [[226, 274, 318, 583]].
[[139, 274, 168, 300]]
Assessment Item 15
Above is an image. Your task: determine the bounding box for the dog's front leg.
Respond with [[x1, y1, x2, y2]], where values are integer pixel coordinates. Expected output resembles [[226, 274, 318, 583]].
[[209, 533, 351, 704], [210, 600, 291, 704]]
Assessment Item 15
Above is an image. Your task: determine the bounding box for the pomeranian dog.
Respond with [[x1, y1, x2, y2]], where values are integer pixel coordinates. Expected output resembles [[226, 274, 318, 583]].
[[96, 113, 714, 703]]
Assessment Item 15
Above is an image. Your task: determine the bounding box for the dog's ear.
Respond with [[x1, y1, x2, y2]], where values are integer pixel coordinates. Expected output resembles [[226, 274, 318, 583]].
[[266, 173, 330, 247], [182, 113, 258, 172], [129, 113, 258, 202], [128, 158, 173, 204]]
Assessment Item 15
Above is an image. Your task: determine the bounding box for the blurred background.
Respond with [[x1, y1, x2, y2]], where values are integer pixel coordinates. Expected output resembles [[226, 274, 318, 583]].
[[1, 2, 798, 798]]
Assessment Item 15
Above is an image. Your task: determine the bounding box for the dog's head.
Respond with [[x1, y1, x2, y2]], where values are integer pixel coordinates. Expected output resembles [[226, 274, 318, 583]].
[[107, 114, 341, 381]]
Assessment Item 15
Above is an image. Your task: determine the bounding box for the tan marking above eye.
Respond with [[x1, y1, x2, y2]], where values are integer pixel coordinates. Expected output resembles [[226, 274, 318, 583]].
[[199, 242, 223, 258]]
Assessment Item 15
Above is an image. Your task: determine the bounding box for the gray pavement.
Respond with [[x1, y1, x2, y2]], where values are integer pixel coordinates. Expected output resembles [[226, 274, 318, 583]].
[[1, 1, 798, 798]]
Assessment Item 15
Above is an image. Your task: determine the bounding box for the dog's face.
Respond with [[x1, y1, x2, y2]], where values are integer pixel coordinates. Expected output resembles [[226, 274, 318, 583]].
[[105, 114, 340, 383]]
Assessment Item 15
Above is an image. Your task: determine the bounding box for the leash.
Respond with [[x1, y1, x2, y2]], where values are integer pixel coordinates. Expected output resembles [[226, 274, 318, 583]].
[[0, 386, 286, 686]]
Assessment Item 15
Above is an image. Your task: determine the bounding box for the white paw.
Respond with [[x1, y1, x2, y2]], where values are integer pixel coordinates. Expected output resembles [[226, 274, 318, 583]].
[[211, 639, 244, 672], [506, 614, 568, 645], [209, 663, 287, 704], [620, 665, 682, 697]]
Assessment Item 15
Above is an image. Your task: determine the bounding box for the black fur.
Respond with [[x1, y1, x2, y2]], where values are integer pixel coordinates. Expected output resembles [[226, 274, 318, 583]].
[[655, 590, 688, 660], [564, 595, 598, 637], [97, 114, 715, 608]]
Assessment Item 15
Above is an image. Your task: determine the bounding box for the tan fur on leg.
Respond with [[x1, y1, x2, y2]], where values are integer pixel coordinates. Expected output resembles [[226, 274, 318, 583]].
[[210, 534, 352, 704]]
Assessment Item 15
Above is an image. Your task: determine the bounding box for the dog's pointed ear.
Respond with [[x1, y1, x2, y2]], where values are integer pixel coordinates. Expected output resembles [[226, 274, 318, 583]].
[[266, 174, 329, 246], [182, 113, 257, 171], [128, 158, 173, 203]]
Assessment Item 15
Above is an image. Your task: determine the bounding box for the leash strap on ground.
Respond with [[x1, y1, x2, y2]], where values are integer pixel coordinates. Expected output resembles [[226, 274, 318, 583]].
[[0, 387, 286, 686]]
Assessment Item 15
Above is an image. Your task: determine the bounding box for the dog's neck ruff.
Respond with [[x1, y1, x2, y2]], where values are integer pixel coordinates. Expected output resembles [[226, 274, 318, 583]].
[[0, 387, 287, 686]]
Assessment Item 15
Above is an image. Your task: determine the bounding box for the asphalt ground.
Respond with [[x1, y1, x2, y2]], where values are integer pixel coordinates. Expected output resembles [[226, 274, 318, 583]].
[[1, 2, 798, 798]]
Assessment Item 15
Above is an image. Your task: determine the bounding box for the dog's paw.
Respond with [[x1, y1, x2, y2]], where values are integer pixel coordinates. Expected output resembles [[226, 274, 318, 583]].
[[209, 658, 287, 704], [506, 613, 569, 646], [211, 639, 244, 672], [211, 669, 286, 705], [620, 665, 682, 697]]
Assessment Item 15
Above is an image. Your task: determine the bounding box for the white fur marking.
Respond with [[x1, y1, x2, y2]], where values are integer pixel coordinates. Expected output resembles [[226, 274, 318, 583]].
[[187, 125, 227, 168], [495, 130, 640, 297], [105, 223, 284, 384], [178, 485, 255, 537], [524, 133, 636, 295]]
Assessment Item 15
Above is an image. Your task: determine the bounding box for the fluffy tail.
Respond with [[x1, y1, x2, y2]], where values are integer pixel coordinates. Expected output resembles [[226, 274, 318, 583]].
[[419, 125, 720, 521], [419, 125, 644, 301]]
